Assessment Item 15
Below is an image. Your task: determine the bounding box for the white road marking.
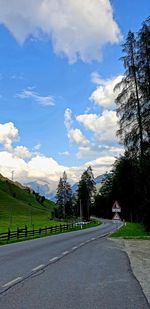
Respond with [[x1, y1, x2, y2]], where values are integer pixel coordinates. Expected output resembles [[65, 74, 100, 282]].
[[32, 264, 45, 271], [79, 242, 85, 246], [49, 256, 58, 262], [62, 251, 69, 255], [72, 246, 78, 250], [2, 277, 23, 288], [91, 237, 96, 240]]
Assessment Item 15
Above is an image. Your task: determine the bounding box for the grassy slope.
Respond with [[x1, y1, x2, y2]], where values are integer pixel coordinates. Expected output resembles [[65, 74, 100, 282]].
[[0, 175, 56, 232], [110, 222, 150, 238]]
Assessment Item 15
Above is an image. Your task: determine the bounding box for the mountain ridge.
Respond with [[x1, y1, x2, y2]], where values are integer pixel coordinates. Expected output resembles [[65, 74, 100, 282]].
[[26, 174, 106, 201]]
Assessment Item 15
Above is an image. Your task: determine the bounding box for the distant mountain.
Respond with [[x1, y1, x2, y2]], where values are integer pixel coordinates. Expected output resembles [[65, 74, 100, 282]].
[[26, 174, 107, 201], [71, 182, 78, 193], [26, 181, 56, 201], [95, 174, 105, 184]]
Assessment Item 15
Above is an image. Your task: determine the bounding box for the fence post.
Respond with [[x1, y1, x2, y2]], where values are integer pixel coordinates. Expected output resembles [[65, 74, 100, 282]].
[[17, 227, 19, 240], [8, 228, 10, 241], [32, 224, 34, 238], [25, 225, 27, 238], [39, 227, 41, 236]]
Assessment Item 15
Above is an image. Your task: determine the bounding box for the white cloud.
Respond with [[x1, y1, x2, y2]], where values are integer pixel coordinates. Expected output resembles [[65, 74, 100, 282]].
[[27, 155, 65, 181], [90, 74, 123, 109], [77, 110, 119, 143], [77, 144, 124, 159], [0, 148, 121, 193], [0, 151, 66, 192], [59, 151, 70, 156], [33, 144, 41, 151], [68, 128, 89, 146], [0, 0, 120, 62], [17, 89, 55, 106], [0, 122, 19, 151], [0, 121, 124, 194], [84, 156, 116, 175], [91, 72, 103, 85], [64, 108, 72, 131], [64, 108, 89, 147], [0, 151, 28, 181], [14, 146, 31, 159]]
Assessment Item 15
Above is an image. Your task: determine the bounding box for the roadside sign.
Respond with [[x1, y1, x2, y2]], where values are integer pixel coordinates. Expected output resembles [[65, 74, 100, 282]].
[[112, 201, 121, 212], [112, 212, 121, 221]]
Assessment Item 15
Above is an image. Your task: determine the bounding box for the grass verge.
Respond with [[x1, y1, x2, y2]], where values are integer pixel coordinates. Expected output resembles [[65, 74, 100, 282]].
[[110, 222, 150, 239]]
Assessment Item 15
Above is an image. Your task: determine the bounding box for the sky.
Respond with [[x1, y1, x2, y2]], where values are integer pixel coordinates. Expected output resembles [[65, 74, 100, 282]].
[[0, 0, 149, 194]]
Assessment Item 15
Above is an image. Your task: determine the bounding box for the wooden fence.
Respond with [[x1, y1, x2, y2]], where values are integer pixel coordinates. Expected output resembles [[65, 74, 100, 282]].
[[0, 223, 78, 243]]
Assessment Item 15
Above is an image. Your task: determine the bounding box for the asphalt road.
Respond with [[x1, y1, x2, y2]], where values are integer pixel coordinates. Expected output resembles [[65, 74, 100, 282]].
[[0, 221, 149, 308]]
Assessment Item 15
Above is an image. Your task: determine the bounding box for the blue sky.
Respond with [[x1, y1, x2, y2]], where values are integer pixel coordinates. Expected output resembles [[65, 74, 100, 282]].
[[0, 0, 149, 193]]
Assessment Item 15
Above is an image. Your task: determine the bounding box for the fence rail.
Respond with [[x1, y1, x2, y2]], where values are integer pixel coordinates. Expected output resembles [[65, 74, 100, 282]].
[[0, 223, 78, 243]]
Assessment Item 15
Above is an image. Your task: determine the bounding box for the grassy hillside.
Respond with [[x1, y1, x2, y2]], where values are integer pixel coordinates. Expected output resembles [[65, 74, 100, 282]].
[[0, 174, 56, 232]]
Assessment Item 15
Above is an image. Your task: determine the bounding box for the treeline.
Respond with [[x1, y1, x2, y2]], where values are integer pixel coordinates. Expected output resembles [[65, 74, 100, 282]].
[[93, 17, 150, 230]]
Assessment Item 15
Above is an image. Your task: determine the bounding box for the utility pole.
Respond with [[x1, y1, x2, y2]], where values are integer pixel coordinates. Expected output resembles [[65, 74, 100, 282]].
[[11, 170, 14, 181], [80, 199, 83, 229], [80, 199, 82, 221]]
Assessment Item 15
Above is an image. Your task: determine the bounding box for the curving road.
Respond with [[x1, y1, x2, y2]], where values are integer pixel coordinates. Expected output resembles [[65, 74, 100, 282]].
[[0, 221, 149, 308]]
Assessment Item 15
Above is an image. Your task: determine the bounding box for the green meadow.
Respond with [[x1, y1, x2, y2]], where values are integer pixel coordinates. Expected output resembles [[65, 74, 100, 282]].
[[0, 174, 57, 232]]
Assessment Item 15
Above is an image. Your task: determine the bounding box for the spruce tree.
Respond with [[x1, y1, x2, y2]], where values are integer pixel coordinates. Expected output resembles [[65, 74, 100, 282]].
[[78, 166, 96, 221], [114, 31, 144, 159], [137, 17, 150, 152], [56, 172, 72, 219]]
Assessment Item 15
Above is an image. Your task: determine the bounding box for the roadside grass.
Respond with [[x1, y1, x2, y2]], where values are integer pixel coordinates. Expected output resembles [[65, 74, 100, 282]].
[[0, 175, 102, 244], [110, 222, 150, 239], [0, 220, 101, 245]]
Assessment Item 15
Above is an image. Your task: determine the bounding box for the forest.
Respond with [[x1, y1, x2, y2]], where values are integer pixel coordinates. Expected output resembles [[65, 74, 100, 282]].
[[56, 17, 150, 231]]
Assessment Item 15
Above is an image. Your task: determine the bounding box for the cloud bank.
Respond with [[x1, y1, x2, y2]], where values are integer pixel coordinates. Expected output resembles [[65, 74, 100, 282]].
[[0, 0, 120, 62], [0, 121, 119, 193], [63, 73, 124, 161]]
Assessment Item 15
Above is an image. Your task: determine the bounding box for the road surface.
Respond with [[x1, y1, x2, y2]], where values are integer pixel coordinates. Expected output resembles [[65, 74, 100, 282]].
[[0, 221, 149, 308]]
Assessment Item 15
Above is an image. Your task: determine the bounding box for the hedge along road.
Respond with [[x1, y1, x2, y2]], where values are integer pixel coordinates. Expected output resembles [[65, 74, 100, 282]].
[[0, 221, 149, 309]]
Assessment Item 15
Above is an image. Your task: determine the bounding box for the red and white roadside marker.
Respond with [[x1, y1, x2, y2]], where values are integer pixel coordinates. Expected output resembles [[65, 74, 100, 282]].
[[112, 201, 122, 223], [112, 212, 121, 221], [112, 201, 121, 212]]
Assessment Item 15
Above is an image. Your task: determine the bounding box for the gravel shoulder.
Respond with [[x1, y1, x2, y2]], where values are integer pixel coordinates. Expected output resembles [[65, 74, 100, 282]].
[[110, 238, 150, 305]]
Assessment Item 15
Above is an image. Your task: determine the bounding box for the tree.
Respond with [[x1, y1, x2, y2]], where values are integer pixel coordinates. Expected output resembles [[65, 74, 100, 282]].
[[56, 171, 72, 219], [77, 166, 96, 221], [114, 31, 144, 159], [114, 17, 150, 229], [94, 17, 150, 230], [93, 154, 141, 222], [137, 17, 150, 154], [137, 17, 150, 102], [115, 18, 150, 160]]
